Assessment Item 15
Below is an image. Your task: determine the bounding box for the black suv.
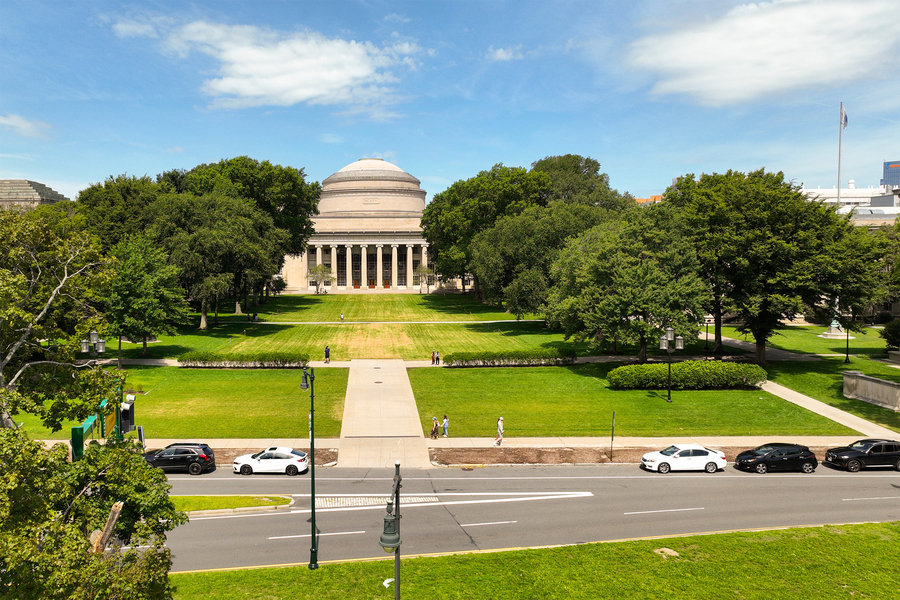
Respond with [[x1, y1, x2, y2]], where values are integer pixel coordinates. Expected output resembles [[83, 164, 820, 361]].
[[734, 443, 818, 474], [824, 439, 900, 472], [143, 442, 216, 475]]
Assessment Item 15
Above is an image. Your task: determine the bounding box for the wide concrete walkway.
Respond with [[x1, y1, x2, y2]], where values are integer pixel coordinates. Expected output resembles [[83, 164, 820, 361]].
[[337, 359, 431, 468]]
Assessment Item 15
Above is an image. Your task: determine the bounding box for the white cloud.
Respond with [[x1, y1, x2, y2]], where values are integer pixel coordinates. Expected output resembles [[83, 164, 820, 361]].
[[318, 133, 343, 144], [113, 19, 158, 38], [167, 146, 185, 153], [0, 114, 51, 139], [486, 45, 524, 62], [156, 21, 421, 112], [628, 0, 900, 106]]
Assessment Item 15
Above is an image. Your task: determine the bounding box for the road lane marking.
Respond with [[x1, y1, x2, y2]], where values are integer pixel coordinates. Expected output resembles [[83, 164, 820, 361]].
[[624, 507, 705, 515], [461, 521, 517, 527], [842, 496, 900, 502], [268, 530, 365, 540]]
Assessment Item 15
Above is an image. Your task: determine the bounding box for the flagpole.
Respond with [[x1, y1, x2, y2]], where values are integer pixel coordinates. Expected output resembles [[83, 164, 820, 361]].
[[837, 102, 843, 206]]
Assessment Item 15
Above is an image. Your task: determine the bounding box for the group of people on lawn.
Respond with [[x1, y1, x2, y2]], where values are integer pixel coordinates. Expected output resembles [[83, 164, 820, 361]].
[[430, 414, 504, 445]]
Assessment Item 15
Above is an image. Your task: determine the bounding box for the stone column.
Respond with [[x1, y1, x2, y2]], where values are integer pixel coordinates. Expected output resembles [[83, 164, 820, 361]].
[[345, 245, 353, 289], [391, 244, 398, 288], [406, 245, 414, 289], [300, 249, 308, 290], [421, 245, 428, 291], [376, 244, 384, 288], [360, 245, 368, 289], [330, 245, 338, 288], [315, 245, 323, 268]]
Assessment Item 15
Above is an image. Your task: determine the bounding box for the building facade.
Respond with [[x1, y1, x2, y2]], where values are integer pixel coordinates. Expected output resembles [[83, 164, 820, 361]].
[[0, 179, 69, 209], [281, 158, 431, 293], [882, 160, 900, 189]]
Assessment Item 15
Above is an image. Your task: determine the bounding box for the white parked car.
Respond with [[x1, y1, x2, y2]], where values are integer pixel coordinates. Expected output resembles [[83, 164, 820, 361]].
[[233, 446, 309, 476], [641, 444, 727, 474]]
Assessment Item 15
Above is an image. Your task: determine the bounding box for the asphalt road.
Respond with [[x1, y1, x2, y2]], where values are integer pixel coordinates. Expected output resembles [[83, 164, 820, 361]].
[[166, 464, 900, 572]]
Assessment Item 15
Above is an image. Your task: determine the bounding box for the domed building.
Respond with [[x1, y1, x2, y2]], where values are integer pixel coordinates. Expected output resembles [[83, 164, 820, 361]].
[[281, 158, 430, 292]]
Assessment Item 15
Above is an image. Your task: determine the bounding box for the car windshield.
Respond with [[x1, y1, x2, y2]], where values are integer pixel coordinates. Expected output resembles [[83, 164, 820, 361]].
[[659, 446, 680, 456], [251, 451, 264, 459], [751, 445, 776, 456], [850, 441, 873, 450]]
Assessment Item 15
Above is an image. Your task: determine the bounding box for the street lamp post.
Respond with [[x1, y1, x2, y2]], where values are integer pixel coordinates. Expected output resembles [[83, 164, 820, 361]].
[[704, 316, 712, 352], [299, 368, 318, 570], [659, 327, 684, 403], [379, 460, 402, 600], [80, 330, 106, 356]]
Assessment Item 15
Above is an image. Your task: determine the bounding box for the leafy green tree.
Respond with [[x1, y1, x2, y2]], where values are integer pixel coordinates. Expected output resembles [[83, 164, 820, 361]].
[[421, 164, 551, 292], [531, 154, 635, 211], [546, 204, 709, 362], [308, 263, 333, 295], [75, 175, 161, 251], [0, 428, 186, 599], [0, 210, 118, 431], [470, 202, 614, 317], [666, 169, 888, 363], [103, 235, 191, 366]]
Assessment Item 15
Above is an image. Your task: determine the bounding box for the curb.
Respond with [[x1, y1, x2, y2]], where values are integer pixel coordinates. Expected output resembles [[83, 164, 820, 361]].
[[184, 496, 295, 517]]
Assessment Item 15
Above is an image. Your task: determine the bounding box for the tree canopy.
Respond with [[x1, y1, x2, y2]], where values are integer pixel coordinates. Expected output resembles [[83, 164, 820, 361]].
[[531, 154, 635, 211], [75, 175, 161, 251]]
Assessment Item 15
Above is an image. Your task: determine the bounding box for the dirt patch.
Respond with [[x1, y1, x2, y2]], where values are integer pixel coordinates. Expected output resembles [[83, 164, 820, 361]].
[[213, 447, 338, 467]]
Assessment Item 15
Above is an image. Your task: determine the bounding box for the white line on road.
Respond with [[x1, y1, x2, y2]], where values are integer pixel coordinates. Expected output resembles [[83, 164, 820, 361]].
[[460, 521, 517, 527], [842, 496, 900, 502], [624, 507, 705, 515], [268, 530, 365, 540]]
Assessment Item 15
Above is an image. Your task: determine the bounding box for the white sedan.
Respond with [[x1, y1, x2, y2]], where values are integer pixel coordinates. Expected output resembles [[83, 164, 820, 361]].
[[641, 444, 727, 474], [233, 446, 309, 476]]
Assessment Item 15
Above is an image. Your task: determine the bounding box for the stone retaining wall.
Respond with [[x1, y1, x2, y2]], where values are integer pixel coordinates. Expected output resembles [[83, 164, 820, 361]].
[[842, 370, 900, 412]]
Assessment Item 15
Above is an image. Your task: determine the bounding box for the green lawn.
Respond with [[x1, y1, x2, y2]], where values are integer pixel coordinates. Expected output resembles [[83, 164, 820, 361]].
[[721, 325, 888, 356], [112, 321, 589, 361], [19, 367, 349, 440], [765, 357, 900, 434], [408, 364, 856, 437], [172, 495, 291, 512], [188, 293, 529, 323], [170, 521, 900, 599]]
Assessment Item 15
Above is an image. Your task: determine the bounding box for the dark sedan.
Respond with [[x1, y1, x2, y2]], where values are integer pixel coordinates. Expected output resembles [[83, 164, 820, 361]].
[[143, 445, 215, 475], [734, 443, 817, 474], [824, 439, 900, 472]]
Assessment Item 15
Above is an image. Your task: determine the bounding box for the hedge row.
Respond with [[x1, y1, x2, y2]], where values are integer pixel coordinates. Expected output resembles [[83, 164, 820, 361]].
[[179, 351, 309, 369], [607, 360, 767, 390], [443, 348, 577, 367]]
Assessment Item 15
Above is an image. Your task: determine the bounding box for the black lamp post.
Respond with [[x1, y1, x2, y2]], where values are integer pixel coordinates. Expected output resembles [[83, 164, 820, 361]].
[[299, 367, 318, 570], [659, 326, 684, 403], [845, 319, 851, 364], [379, 460, 402, 600], [80, 330, 106, 356]]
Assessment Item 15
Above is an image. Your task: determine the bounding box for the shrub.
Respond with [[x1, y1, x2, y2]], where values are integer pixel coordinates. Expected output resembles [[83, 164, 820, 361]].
[[607, 360, 767, 390], [874, 311, 894, 325], [443, 348, 576, 367], [879, 319, 900, 351], [179, 351, 308, 368]]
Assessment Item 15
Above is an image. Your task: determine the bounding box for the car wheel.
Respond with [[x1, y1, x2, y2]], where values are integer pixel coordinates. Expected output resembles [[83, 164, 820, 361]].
[[801, 462, 815, 474], [847, 459, 861, 472], [895, 459, 900, 472], [286, 465, 298, 477], [657, 463, 670, 474], [755, 463, 768, 474], [188, 462, 202, 476], [240, 464, 253, 476]]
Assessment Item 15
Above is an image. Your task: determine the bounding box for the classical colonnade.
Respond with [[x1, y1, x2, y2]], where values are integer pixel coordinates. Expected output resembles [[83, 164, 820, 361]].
[[302, 242, 428, 290]]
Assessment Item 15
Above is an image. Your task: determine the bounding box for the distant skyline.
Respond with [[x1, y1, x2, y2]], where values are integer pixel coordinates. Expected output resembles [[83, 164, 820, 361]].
[[1, 0, 898, 202]]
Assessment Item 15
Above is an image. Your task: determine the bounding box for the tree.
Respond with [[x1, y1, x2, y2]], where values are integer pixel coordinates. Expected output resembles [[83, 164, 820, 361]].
[[103, 235, 191, 367], [308, 263, 333, 295], [1, 210, 118, 431], [666, 169, 888, 363], [415, 262, 434, 293], [531, 154, 635, 211], [75, 175, 161, 251], [470, 202, 615, 318], [420, 164, 551, 292], [0, 428, 186, 599], [545, 204, 709, 362]]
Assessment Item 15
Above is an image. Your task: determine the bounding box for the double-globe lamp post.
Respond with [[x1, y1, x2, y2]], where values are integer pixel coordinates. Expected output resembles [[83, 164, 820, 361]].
[[299, 368, 318, 570], [379, 460, 402, 600], [659, 327, 684, 403]]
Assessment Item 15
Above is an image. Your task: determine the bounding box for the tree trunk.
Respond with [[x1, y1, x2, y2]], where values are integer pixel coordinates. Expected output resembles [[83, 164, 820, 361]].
[[712, 295, 724, 354], [142, 336, 148, 357], [638, 336, 647, 363], [118, 335, 123, 370], [0, 410, 17, 429], [199, 302, 209, 330], [753, 333, 767, 364], [214, 302, 219, 326]]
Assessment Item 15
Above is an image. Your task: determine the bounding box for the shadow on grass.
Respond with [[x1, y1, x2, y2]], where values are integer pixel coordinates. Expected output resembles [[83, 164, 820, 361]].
[[419, 294, 517, 317]]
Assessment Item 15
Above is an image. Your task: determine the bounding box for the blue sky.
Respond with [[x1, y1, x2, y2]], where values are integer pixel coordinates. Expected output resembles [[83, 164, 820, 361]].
[[2, 0, 898, 202]]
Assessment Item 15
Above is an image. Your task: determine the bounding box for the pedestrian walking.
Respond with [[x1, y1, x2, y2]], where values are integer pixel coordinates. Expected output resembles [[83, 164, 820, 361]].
[[442, 414, 449, 437], [324, 345, 330, 364], [431, 350, 435, 365], [436, 351, 440, 365], [430, 417, 440, 439], [340, 313, 344, 323], [495, 417, 504, 446]]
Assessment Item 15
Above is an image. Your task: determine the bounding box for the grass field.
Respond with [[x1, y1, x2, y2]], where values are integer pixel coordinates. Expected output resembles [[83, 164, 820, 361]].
[[19, 367, 349, 440], [765, 357, 900, 434], [172, 495, 291, 512], [721, 325, 888, 356], [408, 364, 856, 437], [169, 521, 900, 599]]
